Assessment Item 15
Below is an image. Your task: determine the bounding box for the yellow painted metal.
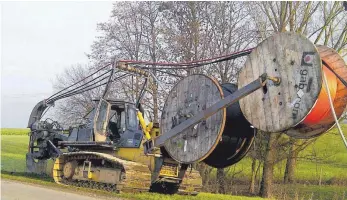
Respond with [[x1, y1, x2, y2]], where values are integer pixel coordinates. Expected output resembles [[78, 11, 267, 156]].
[[52, 157, 64, 183], [116, 147, 149, 164], [117, 62, 150, 77], [146, 122, 153, 134], [53, 163, 64, 170], [88, 171, 93, 179], [159, 163, 179, 177], [148, 126, 161, 172], [150, 125, 159, 138], [137, 111, 152, 140]]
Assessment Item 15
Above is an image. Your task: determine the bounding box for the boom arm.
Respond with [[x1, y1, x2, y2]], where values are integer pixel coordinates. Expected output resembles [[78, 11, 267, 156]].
[[27, 100, 49, 128]]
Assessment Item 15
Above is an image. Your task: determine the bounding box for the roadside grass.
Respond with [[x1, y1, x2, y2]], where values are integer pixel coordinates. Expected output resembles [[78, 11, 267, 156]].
[[0, 128, 30, 135]]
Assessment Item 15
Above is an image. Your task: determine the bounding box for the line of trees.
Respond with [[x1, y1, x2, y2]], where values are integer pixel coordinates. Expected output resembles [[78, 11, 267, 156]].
[[53, 2, 347, 198]]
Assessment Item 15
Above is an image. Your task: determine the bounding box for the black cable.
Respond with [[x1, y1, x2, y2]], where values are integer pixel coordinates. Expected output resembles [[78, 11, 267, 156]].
[[47, 63, 112, 100], [47, 69, 112, 102], [119, 48, 254, 67], [134, 50, 251, 70], [46, 71, 109, 102], [323, 60, 347, 88], [48, 74, 130, 102], [49, 73, 128, 102], [47, 70, 112, 103], [49, 82, 109, 102]]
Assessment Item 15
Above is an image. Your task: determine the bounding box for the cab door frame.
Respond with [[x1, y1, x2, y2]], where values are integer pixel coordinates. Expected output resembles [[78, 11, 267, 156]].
[[93, 99, 111, 142]]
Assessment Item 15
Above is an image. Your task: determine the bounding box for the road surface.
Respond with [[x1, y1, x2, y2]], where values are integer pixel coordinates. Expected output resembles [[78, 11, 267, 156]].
[[1, 180, 114, 200]]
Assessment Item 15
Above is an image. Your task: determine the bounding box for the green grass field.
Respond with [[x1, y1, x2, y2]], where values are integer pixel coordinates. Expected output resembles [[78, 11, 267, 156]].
[[0, 128, 30, 135], [1, 135, 29, 172], [1, 127, 347, 200]]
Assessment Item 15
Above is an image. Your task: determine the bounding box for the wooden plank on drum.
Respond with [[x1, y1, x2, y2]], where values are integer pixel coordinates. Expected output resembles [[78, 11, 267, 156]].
[[238, 32, 322, 133]]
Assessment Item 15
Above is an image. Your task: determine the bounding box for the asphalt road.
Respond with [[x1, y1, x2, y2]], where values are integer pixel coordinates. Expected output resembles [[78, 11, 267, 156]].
[[1, 180, 112, 200]]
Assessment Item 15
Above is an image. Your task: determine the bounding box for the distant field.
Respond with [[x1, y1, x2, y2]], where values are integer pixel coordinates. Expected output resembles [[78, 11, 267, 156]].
[[1, 135, 28, 172], [1, 128, 30, 135]]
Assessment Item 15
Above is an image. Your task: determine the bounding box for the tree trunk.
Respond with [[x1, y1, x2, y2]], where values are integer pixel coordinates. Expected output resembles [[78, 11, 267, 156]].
[[249, 158, 257, 194], [217, 168, 226, 194], [284, 140, 298, 184], [259, 133, 277, 198]]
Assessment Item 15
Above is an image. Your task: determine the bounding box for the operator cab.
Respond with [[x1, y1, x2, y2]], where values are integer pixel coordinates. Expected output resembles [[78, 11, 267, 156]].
[[100, 99, 144, 148], [64, 99, 144, 149]]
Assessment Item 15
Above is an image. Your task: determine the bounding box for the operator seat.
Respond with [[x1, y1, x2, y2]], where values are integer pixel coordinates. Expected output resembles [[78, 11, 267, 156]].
[[108, 121, 120, 142]]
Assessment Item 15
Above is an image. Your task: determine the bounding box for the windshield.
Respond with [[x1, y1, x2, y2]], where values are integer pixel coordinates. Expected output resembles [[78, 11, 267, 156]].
[[127, 106, 137, 129]]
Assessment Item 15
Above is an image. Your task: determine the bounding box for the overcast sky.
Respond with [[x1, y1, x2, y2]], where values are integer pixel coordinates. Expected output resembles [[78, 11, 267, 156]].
[[1, 1, 113, 128]]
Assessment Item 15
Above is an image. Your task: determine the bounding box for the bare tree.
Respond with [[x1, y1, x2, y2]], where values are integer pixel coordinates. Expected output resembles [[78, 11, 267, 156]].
[[53, 64, 104, 127]]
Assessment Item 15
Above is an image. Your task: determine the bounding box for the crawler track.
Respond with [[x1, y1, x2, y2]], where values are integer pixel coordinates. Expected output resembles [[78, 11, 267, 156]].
[[52, 151, 202, 195]]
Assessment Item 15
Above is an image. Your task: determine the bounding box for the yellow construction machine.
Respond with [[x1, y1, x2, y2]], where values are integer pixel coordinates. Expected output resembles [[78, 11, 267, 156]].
[[26, 67, 202, 194]]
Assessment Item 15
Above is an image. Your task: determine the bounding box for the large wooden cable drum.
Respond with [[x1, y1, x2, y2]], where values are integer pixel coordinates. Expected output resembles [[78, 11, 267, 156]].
[[238, 32, 347, 138], [161, 75, 256, 165], [161, 74, 226, 164]]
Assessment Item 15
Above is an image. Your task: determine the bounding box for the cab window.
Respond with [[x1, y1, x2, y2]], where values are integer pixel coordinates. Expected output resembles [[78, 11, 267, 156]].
[[127, 106, 138, 130]]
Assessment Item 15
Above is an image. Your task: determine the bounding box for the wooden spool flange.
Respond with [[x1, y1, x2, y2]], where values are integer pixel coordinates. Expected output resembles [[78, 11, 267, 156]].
[[238, 32, 322, 133], [285, 45, 347, 138], [161, 74, 226, 164]]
